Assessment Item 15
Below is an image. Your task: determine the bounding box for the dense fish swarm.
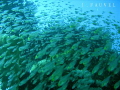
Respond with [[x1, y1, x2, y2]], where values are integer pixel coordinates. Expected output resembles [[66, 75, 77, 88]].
[[0, 0, 120, 90]]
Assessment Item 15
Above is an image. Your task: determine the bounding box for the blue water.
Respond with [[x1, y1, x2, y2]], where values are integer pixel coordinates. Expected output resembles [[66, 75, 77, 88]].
[[28, 0, 120, 52], [29, 0, 120, 21]]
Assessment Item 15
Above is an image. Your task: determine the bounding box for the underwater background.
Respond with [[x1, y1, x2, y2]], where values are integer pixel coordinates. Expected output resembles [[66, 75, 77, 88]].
[[0, 0, 120, 90]]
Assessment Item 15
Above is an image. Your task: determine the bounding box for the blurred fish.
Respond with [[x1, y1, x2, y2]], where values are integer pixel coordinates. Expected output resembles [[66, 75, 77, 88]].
[[92, 61, 102, 74], [49, 47, 59, 57], [0, 3, 6, 8], [101, 76, 111, 87], [33, 82, 43, 90], [80, 57, 92, 66], [65, 60, 77, 70], [58, 74, 70, 87], [114, 80, 120, 89], [3, 58, 12, 68], [98, 67, 105, 75], [109, 11, 114, 14], [107, 58, 118, 72], [12, 7, 20, 12], [49, 66, 64, 81]]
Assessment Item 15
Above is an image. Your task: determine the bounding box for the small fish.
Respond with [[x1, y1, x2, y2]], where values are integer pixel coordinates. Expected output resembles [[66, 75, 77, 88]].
[[7, 1, 12, 5], [114, 80, 120, 89], [104, 41, 112, 50], [98, 67, 105, 75], [4, 59, 12, 68], [12, 7, 20, 12], [90, 10, 94, 12], [49, 47, 59, 57], [65, 60, 77, 70], [90, 35, 99, 40], [80, 46, 90, 55], [71, 42, 80, 50], [109, 11, 114, 14], [109, 53, 117, 61], [101, 76, 111, 87], [30, 64, 37, 73], [38, 61, 55, 74], [19, 45, 27, 51], [33, 82, 43, 90], [80, 57, 92, 65], [65, 33, 74, 39], [114, 68, 120, 74], [35, 49, 46, 59], [65, 40, 74, 45], [57, 82, 68, 90], [49, 66, 64, 81], [0, 4, 6, 8], [92, 47, 104, 56], [107, 58, 118, 72], [1, 51, 7, 58], [19, 78, 29, 86], [58, 74, 70, 87], [7, 46, 16, 50], [92, 61, 102, 74]]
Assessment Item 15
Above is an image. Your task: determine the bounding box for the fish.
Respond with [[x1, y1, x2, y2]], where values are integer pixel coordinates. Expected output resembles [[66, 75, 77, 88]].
[[49, 66, 64, 81], [12, 7, 20, 12], [80, 57, 92, 66], [101, 76, 111, 87], [19, 78, 29, 86], [58, 74, 70, 87], [92, 61, 102, 74], [65, 60, 77, 70], [114, 80, 120, 89], [107, 58, 118, 72], [49, 47, 59, 57], [33, 82, 43, 90], [0, 3, 6, 8]]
